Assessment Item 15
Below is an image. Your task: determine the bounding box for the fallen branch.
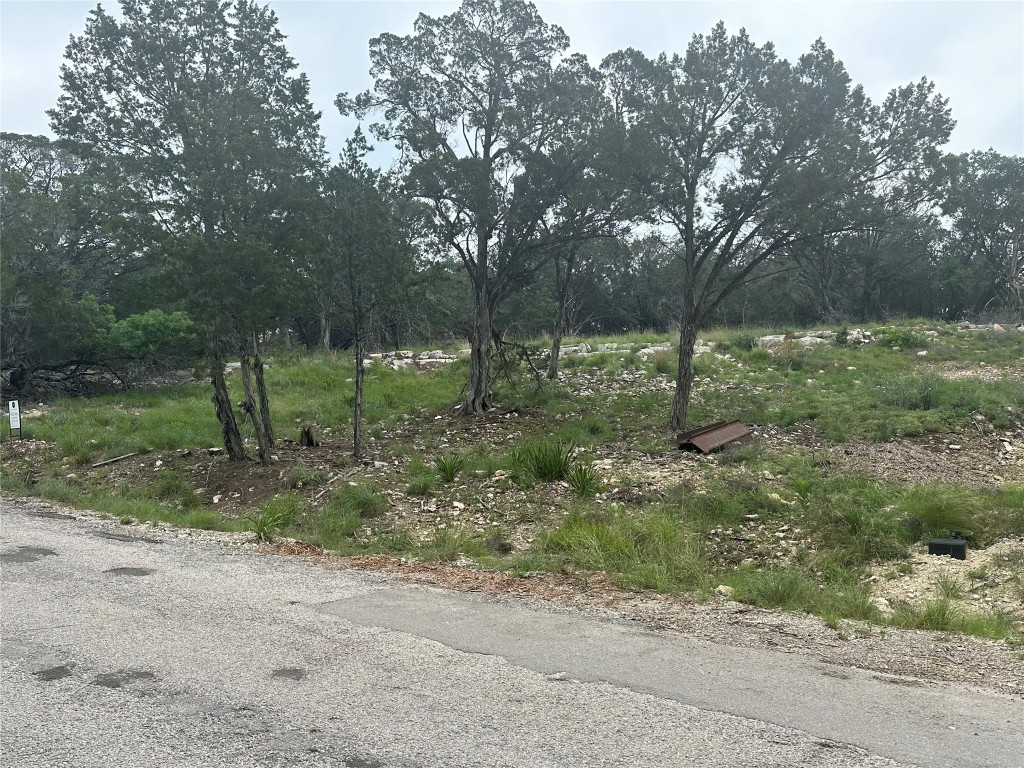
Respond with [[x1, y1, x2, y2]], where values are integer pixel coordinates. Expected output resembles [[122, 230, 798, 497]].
[[91, 452, 139, 468]]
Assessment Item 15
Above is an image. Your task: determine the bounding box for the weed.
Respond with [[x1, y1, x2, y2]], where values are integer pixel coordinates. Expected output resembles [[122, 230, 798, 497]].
[[246, 493, 304, 541], [148, 471, 202, 509], [281, 461, 329, 490], [434, 454, 465, 483], [565, 463, 603, 497], [512, 440, 576, 482], [898, 485, 980, 542], [792, 478, 813, 507], [418, 527, 487, 562], [887, 599, 1014, 639], [875, 327, 929, 349], [935, 571, 965, 600], [651, 349, 676, 375], [732, 569, 814, 610], [542, 509, 707, 592], [329, 483, 387, 519], [405, 474, 436, 496]]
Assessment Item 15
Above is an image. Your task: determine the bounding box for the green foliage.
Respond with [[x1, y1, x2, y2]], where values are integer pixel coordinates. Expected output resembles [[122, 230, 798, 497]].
[[565, 463, 603, 497], [512, 441, 577, 482], [875, 327, 929, 349], [104, 310, 198, 364], [434, 454, 465, 483], [247, 493, 305, 542], [329, 483, 387, 519], [281, 461, 329, 491]]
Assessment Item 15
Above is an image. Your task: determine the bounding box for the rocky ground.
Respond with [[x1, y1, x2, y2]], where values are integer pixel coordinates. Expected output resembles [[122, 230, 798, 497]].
[[3, 322, 1023, 673]]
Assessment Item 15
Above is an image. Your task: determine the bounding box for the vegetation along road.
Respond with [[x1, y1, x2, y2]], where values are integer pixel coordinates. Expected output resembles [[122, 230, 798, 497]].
[[3, 501, 1022, 768]]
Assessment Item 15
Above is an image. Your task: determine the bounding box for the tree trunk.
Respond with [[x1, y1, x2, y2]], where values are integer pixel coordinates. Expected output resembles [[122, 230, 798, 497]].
[[320, 310, 331, 352], [670, 322, 700, 431], [252, 332, 273, 447], [464, 279, 492, 413], [353, 338, 365, 460], [547, 291, 566, 380], [239, 343, 271, 466], [210, 358, 245, 461]]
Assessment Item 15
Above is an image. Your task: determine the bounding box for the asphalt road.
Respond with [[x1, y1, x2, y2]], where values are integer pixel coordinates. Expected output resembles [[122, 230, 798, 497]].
[[2, 501, 1022, 768]]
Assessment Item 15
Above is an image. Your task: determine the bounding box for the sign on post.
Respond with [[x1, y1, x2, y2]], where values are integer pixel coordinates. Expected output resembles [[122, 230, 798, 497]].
[[8, 400, 21, 439]]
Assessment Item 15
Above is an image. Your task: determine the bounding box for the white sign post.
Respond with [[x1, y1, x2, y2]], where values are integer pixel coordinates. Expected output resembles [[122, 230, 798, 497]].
[[8, 400, 21, 438]]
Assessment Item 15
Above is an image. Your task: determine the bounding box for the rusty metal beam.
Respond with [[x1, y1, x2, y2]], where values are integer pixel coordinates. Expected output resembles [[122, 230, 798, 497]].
[[677, 420, 751, 453]]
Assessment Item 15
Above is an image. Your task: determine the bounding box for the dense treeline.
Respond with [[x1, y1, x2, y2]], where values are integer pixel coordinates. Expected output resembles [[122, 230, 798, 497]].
[[1, 0, 1021, 449]]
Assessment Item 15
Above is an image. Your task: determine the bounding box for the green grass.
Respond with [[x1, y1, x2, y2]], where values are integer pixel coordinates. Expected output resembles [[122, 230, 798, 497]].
[[434, 454, 465, 483], [541, 508, 708, 592], [328, 483, 387, 519], [888, 599, 1015, 639], [25, 352, 465, 465], [7, 334, 1023, 644], [511, 440, 577, 482]]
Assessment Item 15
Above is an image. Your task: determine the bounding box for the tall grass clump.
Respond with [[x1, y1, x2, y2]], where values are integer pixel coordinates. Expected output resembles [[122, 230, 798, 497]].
[[434, 454, 465, 483], [148, 470, 202, 509], [542, 509, 707, 592], [897, 485, 981, 542], [246, 493, 305, 542], [565, 464, 603, 497], [511, 440, 576, 482], [329, 483, 387, 519]]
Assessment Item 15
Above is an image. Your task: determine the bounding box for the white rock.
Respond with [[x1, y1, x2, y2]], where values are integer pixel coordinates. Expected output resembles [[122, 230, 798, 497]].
[[714, 584, 735, 599], [796, 336, 828, 348], [756, 334, 787, 350]]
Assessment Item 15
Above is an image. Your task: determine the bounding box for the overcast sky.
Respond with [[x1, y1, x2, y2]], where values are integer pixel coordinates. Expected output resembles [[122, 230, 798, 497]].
[[2, 0, 1022, 163]]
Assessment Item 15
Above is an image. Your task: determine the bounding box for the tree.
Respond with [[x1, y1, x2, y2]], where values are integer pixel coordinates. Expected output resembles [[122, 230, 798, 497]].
[[50, 0, 324, 463], [604, 26, 941, 429], [943, 151, 1024, 318], [305, 130, 414, 459], [341, 0, 618, 412], [0, 134, 200, 394]]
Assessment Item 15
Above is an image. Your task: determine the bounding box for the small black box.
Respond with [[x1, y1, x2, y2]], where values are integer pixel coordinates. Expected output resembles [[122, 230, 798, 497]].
[[927, 538, 967, 560]]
